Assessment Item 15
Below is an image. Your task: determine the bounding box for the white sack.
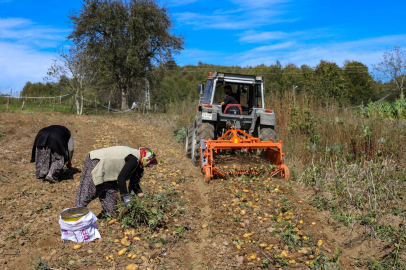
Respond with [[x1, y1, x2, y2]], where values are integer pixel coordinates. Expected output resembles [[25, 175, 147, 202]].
[[59, 209, 101, 243]]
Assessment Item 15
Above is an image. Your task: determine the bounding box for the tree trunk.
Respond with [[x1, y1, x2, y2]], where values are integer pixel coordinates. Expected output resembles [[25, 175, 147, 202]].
[[75, 97, 80, 115], [80, 90, 84, 115], [121, 87, 129, 110]]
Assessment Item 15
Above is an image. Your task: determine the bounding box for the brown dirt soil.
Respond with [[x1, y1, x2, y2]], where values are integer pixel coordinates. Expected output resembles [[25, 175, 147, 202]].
[[0, 112, 385, 269]]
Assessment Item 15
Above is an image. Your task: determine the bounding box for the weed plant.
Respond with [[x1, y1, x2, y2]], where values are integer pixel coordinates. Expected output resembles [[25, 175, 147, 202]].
[[262, 92, 406, 267]]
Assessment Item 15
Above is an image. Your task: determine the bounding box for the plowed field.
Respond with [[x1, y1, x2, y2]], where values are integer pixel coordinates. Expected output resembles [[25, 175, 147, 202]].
[[0, 112, 379, 269]]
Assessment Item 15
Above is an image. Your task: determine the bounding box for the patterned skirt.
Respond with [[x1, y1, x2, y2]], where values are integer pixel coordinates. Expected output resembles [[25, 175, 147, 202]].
[[35, 147, 65, 180], [73, 154, 119, 216]]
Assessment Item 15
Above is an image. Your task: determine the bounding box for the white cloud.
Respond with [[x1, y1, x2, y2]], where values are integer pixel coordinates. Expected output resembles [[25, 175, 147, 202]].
[[238, 29, 337, 43], [174, 34, 406, 70], [164, 0, 198, 7], [0, 17, 68, 48], [173, 0, 293, 29], [230, 0, 290, 8], [0, 41, 55, 91], [174, 9, 288, 30], [0, 18, 68, 93], [239, 31, 293, 43], [175, 48, 229, 65], [236, 35, 406, 67]]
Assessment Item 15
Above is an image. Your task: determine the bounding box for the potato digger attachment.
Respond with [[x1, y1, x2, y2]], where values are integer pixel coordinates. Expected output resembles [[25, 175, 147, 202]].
[[199, 126, 290, 183]]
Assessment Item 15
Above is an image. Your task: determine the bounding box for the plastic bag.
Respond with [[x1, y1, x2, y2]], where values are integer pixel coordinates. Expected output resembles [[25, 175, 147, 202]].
[[59, 209, 101, 243]]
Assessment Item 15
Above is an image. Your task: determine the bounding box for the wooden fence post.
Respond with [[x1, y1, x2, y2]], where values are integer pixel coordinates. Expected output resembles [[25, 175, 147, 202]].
[[36, 98, 43, 110], [60, 95, 62, 105], [53, 98, 55, 111], [154, 104, 156, 114], [108, 100, 111, 115], [6, 89, 12, 110], [21, 100, 25, 110]]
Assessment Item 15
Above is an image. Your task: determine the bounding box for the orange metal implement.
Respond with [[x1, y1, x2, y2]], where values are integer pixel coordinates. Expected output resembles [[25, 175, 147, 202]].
[[199, 126, 290, 183]]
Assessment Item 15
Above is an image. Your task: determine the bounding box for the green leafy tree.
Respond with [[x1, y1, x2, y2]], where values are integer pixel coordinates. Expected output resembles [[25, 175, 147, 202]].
[[314, 61, 349, 104], [344, 61, 375, 105], [280, 64, 304, 95], [68, 0, 184, 110], [263, 61, 283, 94], [20, 82, 58, 97]]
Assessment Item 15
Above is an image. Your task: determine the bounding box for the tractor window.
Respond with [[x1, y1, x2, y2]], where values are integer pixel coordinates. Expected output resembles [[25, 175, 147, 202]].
[[238, 85, 249, 113], [213, 85, 225, 104], [213, 84, 239, 104], [255, 84, 263, 108]]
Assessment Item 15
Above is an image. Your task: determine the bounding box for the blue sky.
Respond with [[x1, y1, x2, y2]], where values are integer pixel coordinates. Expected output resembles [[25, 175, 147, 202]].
[[1, 0, 405, 93]]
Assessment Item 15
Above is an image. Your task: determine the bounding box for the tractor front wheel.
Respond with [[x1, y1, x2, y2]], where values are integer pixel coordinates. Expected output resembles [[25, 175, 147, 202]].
[[185, 124, 193, 158], [191, 113, 215, 166]]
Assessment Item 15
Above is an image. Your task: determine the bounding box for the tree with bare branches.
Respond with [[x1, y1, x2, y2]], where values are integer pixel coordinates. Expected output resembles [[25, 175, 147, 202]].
[[45, 45, 95, 115], [373, 46, 406, 99]]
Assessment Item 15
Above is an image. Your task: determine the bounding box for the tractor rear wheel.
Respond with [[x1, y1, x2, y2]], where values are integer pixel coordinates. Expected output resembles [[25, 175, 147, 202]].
[[185, 124, 193, 158], [259, 126, 277, 142], [254, 126, 277, 155], [191, 113, 215, 166]]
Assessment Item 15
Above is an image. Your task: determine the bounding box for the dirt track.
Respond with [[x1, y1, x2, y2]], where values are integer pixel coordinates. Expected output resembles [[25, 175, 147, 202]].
[[0, 112, 374, 269]]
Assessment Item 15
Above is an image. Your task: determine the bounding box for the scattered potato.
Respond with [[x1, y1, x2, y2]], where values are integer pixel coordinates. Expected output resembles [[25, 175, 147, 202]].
[[280, 250, 289, 258], [317, 240, 323, 246], [114, 239, 120, 243], [131, 254, 137, 259], [126, 264, 139, 270], [133, 237, 141, 241], [108, 219, 117, 225], [73, 244, 81, 250], [118, 248, 128, 256], [312, 222, 316, 225]]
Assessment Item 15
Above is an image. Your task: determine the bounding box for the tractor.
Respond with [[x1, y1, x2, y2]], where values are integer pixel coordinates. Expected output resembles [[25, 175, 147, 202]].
[[185, 72, 289, 182]]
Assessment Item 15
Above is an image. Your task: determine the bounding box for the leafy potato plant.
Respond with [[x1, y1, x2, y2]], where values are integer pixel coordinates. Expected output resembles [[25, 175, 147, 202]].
[[118, 189, 179, 229]]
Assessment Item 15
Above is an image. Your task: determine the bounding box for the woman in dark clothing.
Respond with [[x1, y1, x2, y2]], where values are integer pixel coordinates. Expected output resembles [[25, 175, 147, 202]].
[[30, 125, 74, 183], [73, 146, 157, 216]]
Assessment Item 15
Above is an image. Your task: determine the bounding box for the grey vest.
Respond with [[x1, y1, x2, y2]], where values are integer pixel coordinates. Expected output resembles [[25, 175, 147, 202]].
[[89, 146, 141, 186]]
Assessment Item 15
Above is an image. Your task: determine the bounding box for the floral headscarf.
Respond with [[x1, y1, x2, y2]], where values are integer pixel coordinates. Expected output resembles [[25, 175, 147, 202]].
[[140, 147, 157, 167]]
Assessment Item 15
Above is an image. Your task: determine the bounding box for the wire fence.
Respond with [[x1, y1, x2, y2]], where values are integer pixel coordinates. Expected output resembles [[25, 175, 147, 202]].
[[0, 90, 396, 115], [0, 93, 156, 114]]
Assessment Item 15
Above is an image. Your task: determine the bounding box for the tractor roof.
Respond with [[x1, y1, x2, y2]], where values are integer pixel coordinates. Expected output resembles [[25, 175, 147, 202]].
[[212, 72, 263, 83]]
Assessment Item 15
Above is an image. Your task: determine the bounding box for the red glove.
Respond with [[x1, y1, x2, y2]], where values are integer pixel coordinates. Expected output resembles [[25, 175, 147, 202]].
[[67, 161, 72, 169]]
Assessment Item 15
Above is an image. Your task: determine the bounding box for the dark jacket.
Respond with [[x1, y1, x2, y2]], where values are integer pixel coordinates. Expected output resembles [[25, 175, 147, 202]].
[[224, 93, 239, 105], [30, 125, 73, 162]]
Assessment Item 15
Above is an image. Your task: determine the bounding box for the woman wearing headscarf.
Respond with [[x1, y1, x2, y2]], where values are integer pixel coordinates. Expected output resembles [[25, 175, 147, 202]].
[[73, 146, 157, 216], [30, 125, 74, 183]]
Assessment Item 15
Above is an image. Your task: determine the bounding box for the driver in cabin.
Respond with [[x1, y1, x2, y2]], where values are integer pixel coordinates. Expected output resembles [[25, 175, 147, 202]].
[[221, 85, 239, 112]]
